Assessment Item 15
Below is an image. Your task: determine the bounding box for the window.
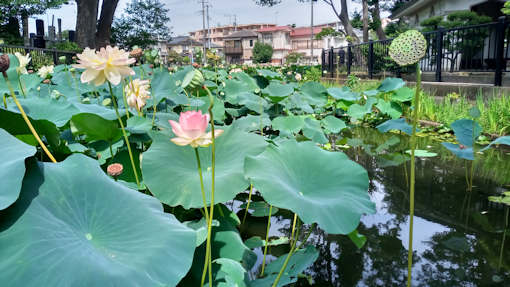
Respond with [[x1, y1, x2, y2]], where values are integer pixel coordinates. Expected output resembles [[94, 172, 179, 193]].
[[250, 39, 253, 47]]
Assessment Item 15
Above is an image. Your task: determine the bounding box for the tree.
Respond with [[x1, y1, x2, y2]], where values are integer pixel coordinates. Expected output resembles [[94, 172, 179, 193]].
[[252, 42, 273, 63], [75, 0, 122, 49], [362, 0, 369, 42], [315, 27, 340, 40], [0, 0, 66, 46], [286, 52, 304, 64], [254, 0, 360, 43], [111, 0, 171, 49]]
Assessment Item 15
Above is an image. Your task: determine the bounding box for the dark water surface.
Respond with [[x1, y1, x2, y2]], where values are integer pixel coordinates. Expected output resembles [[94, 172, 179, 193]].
[[240, 127, 510, 286]]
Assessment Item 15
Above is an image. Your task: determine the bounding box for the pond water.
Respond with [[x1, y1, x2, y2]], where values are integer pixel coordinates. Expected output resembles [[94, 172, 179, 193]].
[[239, 127, 510, 286]]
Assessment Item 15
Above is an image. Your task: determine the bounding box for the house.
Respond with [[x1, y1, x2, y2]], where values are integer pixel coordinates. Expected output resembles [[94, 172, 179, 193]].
[[223, 30, 258, 64], [391, 0, 506, 27], [290, 26, 324, 64], [257, 26, 293, 64], [167, 36, 203, 55], [190, 23, 276, 48]]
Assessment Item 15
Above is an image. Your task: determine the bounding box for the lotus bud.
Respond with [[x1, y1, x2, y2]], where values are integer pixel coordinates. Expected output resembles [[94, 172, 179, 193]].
[[389, 30, 427, 66], [28, 69, 34, 74], [43, 79, 50, 84], [107, 163, 123, 179], [0, 54, 10, 76], [187, 69, 204, 90]]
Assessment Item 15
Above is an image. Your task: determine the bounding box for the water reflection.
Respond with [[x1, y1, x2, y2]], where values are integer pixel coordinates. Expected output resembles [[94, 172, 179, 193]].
[[250, 127, 510, 286]]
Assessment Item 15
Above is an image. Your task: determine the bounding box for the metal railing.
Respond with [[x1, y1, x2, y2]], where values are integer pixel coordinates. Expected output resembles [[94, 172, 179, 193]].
[[0, 45, 77, 67], [321, 17, 510, 86]]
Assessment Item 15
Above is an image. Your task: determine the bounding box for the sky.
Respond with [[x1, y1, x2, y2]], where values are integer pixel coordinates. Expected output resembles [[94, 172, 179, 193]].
[[28, 0, 364, 37]]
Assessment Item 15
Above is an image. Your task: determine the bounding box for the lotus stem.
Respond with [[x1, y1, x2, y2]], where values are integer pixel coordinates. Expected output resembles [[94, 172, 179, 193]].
[[290, 213, 298, 246], [122, 80, 130, 119], [242, 184, 254, 225], [108, 82, 140, 188], [498, 207, 509, 271], [18, 75, 26, 98], [3, 73, 56, 163], [272, 217, 301, 287], [297, 223, 316, 250], [203, 86, 216, 287], [151, 99, 157, 128], [407, 63, 421, 287], [108, 141, 114, 163], [260, 204, 273, 277], [196, 148, 211, 287], [2, 94, 6, 108]]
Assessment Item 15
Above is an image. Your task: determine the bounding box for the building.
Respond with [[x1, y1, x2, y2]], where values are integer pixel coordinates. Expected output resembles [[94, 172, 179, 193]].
[[391, 0, 506, 27], [167, 36, 203, 55], [257, 26, 293, 64], [223, 30, 258, 64], [189, 23, 276, 48]]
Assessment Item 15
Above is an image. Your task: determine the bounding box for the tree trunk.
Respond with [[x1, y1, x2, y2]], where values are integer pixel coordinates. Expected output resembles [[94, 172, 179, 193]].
[[22, 14, 30, 46], [372, 0, 387, 40], [95, 0, 119, 48], [76, 0, 99, 49], [339, 0, 360, 43], [362, 0, 369, 42]]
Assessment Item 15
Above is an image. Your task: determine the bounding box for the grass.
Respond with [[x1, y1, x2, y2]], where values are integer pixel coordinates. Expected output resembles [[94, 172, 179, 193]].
[[419, 91, 510, 135], [323, 78, 510, 136]]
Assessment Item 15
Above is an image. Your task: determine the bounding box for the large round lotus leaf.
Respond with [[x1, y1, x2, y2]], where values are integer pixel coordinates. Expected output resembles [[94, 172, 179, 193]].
[[262, 82, 294, 102], [299, 81, 327, 107], [142, 126, 267, 208], [13, 96, 80, 127], [0, 154, 196, 287], [0, 128, 36, 210], [245, 140, 375, 234]]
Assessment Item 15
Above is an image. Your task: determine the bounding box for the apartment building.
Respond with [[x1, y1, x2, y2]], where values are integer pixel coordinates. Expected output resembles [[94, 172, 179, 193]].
[[257, 26, 293, 65], [189, 23, 276, 48], [223, 30, 258, 64]]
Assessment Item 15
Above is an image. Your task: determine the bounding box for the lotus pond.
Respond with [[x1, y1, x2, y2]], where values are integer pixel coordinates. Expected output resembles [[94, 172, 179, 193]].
[[0, 49, 509, 287]]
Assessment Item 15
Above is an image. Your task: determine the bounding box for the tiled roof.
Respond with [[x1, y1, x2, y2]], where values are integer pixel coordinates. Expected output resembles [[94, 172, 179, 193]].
[[290, 27, 324, 37], [257, 26, 293, 33], [223, 30, 258, 39]]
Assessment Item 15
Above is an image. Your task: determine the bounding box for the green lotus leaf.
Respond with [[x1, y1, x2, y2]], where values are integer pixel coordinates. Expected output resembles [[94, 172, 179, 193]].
[[348, 229, 367, 249], [0, 128, 36, 210], [13, 96, 79, 127], [392, 87, 414, 102], [375, 99, 402, 119], [250, 246, 319, 287], [374, 136, 400, 154], [272, 115, 305, 134], [0, 108, 60, 147], [302, 117, 328, 144], [142, 126, 267, 208], [321, 115, 347, 134], [405, 149, 438, 158], [72, 102, 124, 121], [245, 140, 375, 234], [239, 201, 279, 217], [327, 86, 360, 101], [376, 118, 416, 135], [263, 82, 294, 102], [257, 69, 281, 79], [377, 78, 406, 93], [0, 154, 196, 286], [232, 71, 260, 92], [450, 119, 482, 147], [481, 136, 510, 151], [442, 142, 474, 160], [347, 97, 377, 122], [70, 113, 122, 143], [233, 114, 271, 132], [19, 74, 42, 94], [151, 70, 181, 102], [184, 218, 220, 247], [299, 82, 328, 107], [212, 258, 248, 287], [126, 116, 153, 134]]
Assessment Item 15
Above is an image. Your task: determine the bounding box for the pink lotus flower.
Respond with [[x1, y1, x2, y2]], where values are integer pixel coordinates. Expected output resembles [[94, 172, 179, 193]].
[[169, 110, 224, 148]]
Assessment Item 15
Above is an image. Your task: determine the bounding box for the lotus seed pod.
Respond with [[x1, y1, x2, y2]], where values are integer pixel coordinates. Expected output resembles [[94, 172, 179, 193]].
[[389, 30, 427, 66], [0, 54, 10, 74]]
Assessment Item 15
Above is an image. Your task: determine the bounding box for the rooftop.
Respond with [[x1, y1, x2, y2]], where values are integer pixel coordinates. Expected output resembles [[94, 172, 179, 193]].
[[257, 26, 293, 33], [223, 30, 258, 39], [168, 36, 203, 46], [290, 26, 325, 37]]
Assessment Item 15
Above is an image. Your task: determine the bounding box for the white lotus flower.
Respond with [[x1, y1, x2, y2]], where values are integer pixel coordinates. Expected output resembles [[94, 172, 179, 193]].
[[37, 65, 54, 79], [14, 52, 30, 74], [125, 79, 151, 111]]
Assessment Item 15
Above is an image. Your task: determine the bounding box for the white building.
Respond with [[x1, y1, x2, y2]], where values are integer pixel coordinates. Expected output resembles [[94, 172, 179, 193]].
[[392, 0, 506, 27]]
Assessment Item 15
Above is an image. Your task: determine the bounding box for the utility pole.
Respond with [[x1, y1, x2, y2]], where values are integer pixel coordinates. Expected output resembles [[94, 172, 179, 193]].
[[206, 4, 211, 49], [201, 0, 207, 65], [234, 14, 238, 31], [310, 0, 316, 64]]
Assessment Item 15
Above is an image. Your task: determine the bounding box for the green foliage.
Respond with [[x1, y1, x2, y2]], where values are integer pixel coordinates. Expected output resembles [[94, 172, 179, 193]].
[[252, 42, 273, 63], [384, 20, 410, 38], [48, 41, 81, 52], [303, 66, 322, 82], [315, 27, 340, 40], [111, 0, 171, 49], [503, 1, 510, 15], [285, 52, 304, 64]]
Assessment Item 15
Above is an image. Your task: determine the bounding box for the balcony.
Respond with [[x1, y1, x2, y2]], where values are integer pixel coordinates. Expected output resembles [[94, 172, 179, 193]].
[[224, 47, 243, 54]]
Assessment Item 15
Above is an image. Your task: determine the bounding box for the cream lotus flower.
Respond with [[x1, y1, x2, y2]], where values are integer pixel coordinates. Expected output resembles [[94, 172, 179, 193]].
[[37, 65, 54, 79], [14, 52, 30, 74], [125, 79, 151, 111], [73, 46, 135, 86]]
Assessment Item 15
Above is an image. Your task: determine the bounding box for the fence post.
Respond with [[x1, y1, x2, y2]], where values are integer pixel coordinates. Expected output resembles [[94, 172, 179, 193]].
[[494, 16, 506, 86], [52, 48, 58, 65], [435, 28, 444, 82], [329, 47, 334, 78], [347, 45, 352, 75], [321, 49, 326, 76], [368, 41, 374, 79]]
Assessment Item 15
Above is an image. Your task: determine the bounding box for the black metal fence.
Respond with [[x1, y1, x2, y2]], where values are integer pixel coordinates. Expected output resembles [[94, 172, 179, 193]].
[[321, 17, 510, 86], [0, 45, 77, 68]]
